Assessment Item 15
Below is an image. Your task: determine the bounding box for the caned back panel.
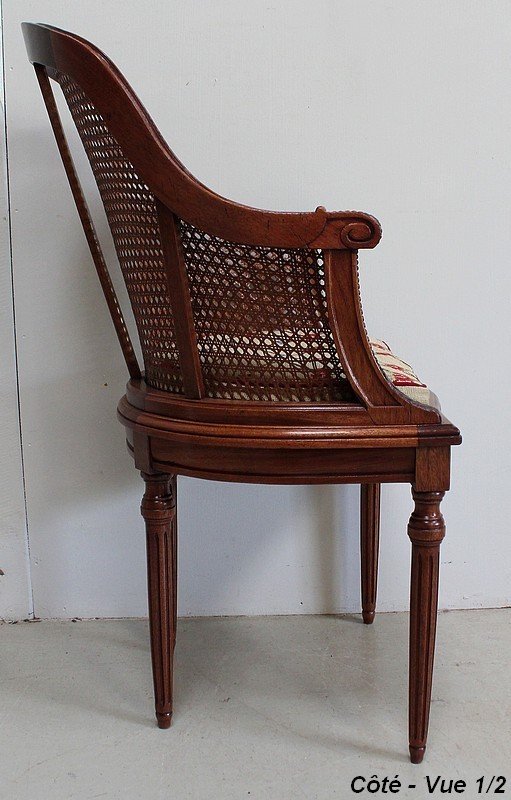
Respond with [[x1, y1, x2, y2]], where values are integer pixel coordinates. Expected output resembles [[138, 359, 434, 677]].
[[56, 72, 356, 402], [57, 72, 182, 393]]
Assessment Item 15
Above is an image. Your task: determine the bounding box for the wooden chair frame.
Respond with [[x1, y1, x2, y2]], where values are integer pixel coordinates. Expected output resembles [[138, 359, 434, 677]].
[[23, 22, 461, 763]]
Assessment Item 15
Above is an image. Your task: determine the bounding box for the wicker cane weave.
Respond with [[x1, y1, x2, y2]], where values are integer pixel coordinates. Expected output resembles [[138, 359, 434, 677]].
[[57, 72, 354, 402], [178, 220, 354, 401], [57, 72, 183, 393]]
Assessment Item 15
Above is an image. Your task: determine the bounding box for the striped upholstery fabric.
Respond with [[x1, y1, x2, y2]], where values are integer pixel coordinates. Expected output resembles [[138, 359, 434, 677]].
[[370, 339, 439, 409], [200, 332, 439, 408]]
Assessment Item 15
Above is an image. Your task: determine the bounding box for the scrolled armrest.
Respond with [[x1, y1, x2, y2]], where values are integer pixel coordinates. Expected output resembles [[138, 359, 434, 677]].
[[308, 208, 382, 250]]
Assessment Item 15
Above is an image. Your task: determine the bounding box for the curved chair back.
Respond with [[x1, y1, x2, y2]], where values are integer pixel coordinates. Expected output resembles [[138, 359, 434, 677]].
[[23, 23, 438, 422]]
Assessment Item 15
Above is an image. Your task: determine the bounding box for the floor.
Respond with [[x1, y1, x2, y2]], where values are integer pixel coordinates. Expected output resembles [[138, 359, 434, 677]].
[[0, 610, 509, 800]]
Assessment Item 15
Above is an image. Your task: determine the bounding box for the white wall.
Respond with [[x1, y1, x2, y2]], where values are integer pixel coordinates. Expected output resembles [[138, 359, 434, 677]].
[[0, 4, 32, 620], [2, 0, 510, 620]]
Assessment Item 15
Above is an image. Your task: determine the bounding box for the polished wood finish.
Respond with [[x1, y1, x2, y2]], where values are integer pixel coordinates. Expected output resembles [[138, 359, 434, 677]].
[[141, 472, 177, 729], [407, 489, 445, 764], [155, 200, 205, 399], [360, 483, 380, 624], [24, 21, 462, 762], [325, 250, 428, 422]]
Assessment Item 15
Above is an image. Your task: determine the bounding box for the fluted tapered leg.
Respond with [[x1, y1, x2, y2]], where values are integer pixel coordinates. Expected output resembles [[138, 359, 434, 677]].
[[360, 483, 381, 624], [408, 489, 445, 764], [141, 472, 177, 729]]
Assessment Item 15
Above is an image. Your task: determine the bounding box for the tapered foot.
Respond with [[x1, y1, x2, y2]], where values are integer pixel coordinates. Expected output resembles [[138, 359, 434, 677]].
[[408, 489, 445, 764], [360, 483, 380, 624], [141, 472, 177, 730], [409, 745, 426, 764], [156, 711, 172, 729]]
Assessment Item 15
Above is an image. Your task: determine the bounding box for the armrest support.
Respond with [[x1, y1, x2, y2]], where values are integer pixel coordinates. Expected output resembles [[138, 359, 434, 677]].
[[324, 249, 441, 424]]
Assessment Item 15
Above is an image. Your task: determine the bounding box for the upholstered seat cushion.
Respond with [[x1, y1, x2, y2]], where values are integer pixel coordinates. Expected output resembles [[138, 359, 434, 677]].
[[196, 331, 439, 407], [370, 339, 439, 410]]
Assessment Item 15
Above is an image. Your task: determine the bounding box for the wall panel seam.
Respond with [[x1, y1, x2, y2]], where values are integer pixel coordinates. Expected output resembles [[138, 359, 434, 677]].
[[1, 0, 34, 619]]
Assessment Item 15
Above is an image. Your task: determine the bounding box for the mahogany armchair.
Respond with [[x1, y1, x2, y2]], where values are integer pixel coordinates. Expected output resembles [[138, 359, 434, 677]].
[[23, 23, 461, 763]]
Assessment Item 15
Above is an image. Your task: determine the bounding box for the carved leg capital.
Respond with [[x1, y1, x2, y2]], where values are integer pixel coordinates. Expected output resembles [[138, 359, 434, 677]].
[[140, 472, 176, 521], [408, 490, 445, 547]]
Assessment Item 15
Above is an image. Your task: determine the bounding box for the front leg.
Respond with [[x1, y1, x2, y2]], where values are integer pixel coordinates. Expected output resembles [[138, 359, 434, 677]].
[[141, 472, 177, 729], [407, 489, 445, 763]]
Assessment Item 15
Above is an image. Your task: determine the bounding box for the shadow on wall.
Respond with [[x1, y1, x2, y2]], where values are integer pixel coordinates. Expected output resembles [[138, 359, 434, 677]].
[[179, 479, 360, 616]]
